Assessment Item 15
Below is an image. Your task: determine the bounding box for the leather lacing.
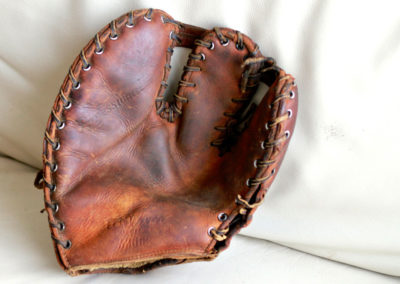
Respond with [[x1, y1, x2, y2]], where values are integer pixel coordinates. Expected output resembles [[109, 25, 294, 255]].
[[126, 10, 135, 28], [154, 12, 186, 122], [59, 89, 72, 109], [209, 227, 229, 242], [161, 15, 183, 28], [109, 20, 118, 40], [173, 28, 251, 133], [144, 8, 153, 21], [94, 33, 104, 54], [167, 39, 212, 116], [209, 69, 296, 243], [158, 28, 248, 121]]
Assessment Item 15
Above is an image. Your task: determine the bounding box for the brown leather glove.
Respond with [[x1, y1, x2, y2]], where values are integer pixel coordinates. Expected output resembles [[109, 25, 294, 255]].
[[34, 8, 298, 275]]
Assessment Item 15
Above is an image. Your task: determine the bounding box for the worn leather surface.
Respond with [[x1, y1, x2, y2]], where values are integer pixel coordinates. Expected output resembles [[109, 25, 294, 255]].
[[38, 8, 298, 275]]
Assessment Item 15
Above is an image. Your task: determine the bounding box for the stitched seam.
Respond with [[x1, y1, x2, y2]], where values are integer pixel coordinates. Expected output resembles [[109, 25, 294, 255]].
[[155, 16, 181, 122], [171, 45, 202, 118]]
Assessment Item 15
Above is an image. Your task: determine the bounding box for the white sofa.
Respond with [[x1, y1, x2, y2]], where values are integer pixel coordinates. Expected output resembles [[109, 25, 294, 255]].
[[1, 0, 399, 282]]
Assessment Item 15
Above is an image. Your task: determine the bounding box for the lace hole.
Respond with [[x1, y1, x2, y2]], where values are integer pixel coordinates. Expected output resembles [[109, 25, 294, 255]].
[[218, 213, 228, 222], [53, 203, 59, 213], [221, 39, 229, 46], [260, 141, 266, 150], [126, 22, 134, 28], [50, 184, 56, 193], [64, 240, 72, 249], [57, 122, 65, 130], [53, 142, 60, 151], [144, 15, 151, 21], [254, 160, 258, 168], [246, 178, 251, 187], [72, 82, 80, 90], [288, 109, 293, 118], [236, 43, 244, 50], [289, 90, 295, 99], [51, 163, 58, 173], [285, 130, 290, 138], [82, 64, 91, 71], [200, 53, 206, 60], [271, 168, 276, 175], [208, 42, 215, 50], [64, 101, 72, 110], [95, 48, 104, 55], [59, 222, 65, 231], [109, 34, 118, 40], [208, 227, 215, 237]]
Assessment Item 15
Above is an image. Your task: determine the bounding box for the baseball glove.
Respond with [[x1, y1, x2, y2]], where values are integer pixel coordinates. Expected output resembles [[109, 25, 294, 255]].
[[34, 8, 298, 275]]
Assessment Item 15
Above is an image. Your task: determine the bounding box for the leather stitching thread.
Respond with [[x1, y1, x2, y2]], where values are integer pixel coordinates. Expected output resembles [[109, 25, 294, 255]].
[[167, 39, 210, 120]]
